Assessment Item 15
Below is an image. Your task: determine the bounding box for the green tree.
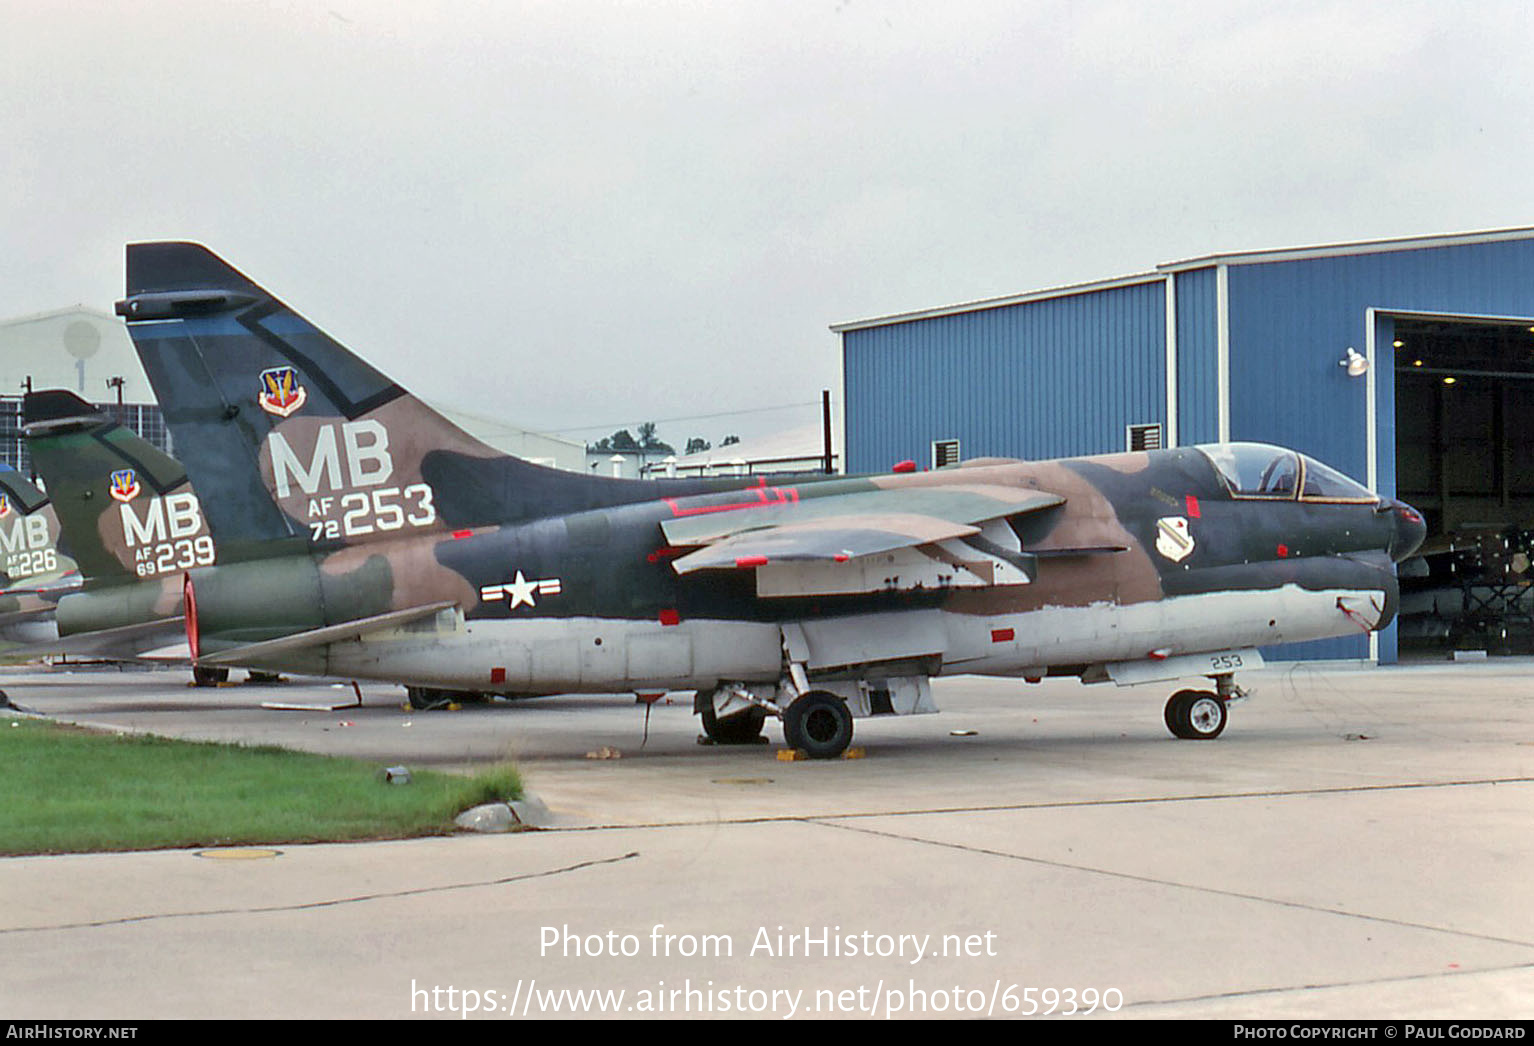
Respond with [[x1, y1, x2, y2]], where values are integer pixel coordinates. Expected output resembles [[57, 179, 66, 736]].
[[636, 422, 673, 453], [591, 429, 639, 452]]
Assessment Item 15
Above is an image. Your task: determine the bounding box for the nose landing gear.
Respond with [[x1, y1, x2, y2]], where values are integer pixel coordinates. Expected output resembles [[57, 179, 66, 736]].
[[1164, 673, 1247, 740]]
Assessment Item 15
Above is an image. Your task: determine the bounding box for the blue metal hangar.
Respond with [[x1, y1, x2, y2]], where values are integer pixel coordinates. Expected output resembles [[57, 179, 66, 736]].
[[833, 227, 1534, 663]]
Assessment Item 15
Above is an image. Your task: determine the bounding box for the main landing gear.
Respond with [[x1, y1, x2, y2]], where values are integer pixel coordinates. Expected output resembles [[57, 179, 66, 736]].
[[697, 695, 769, 745], [695, 682, 860, 759], [781, 691, 854, 760], [1163, 674, 1245, 740]]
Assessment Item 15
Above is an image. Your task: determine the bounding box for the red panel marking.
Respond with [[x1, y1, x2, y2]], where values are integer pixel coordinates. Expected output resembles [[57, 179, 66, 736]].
[[1185, 495, 1201, 519], [991, 628, 1015, 643], [735, 555, 769, 568], [452, 529, 472, 540], [646, 546, 686, 564], [892, 460, 916, 473], [183, 572, 200, 661], [658, 608, 680, 626], [490, 667, 506, 684], [663, 484, 799, 518], [833, 553, 849, 562], [1277, 543, 1289, 558]]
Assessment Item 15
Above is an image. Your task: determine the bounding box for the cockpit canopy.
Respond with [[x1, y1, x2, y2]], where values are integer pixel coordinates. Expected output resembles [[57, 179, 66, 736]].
[[1197, 443, 1378, 503]]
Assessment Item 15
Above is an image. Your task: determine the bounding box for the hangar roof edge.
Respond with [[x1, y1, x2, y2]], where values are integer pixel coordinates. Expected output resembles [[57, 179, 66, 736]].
[[1156, 224, 1534, 273], [832, 225, 1534, 334], [829, 271, 1163, 333]]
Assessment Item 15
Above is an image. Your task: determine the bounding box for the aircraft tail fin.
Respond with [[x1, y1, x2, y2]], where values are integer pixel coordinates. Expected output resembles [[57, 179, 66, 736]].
[[0, 463, 74, 590], [23, 390, 216, 581], [117, 243, 704, 554]]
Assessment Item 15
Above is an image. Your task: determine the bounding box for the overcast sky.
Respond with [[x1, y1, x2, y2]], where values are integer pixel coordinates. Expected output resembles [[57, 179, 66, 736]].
[[4, 1, 1532, 447]]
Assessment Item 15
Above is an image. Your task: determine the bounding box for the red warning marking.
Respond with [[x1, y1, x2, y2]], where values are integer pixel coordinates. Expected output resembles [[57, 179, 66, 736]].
[[1185, 495, 1201, 518], [892, 460, 917, 473], [663, 481, 799, 518], [183, 572, 200, 661], [452, 529, 472, 540], [658, 608, 680, 626], [1277, 544, 1289, 558], [735, 555, 769, 568], [490, 667, 506, 684], [991, 628, 1015, 643], [646, 546, 686, 564]]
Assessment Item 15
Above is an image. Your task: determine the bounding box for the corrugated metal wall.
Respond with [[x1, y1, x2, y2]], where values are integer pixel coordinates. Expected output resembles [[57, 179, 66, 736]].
[[1228, 240, 1534, 479], [1173, 267, 1219, 445], [843, 279, 1167, 473]]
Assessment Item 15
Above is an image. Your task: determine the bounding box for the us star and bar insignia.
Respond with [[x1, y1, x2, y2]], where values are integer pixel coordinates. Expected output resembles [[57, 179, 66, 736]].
[[480, 571, 563, 609]]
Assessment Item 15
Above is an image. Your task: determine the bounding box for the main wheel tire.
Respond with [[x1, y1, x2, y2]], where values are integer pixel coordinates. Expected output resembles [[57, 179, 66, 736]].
[[1183, 691, 1228, 740], [700, 701, 767, 744], [783, 691, 854, 759], [407, 686, 449, 710], [192, 666, 229, 687], [1164, 689, 1197, 737]]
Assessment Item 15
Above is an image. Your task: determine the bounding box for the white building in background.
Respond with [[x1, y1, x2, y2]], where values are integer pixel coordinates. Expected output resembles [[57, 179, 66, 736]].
[[431, 404, 586, 472], [0, 306, 168, 471], [638, 422, 840, 479]]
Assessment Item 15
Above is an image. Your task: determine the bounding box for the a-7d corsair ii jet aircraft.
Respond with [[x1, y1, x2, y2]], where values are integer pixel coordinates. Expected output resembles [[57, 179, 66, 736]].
[[96, 242, 1425, 757]]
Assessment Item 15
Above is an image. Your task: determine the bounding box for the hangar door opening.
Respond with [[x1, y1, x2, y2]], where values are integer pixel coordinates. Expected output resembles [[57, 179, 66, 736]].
[[1394, 315, 1534, 657]]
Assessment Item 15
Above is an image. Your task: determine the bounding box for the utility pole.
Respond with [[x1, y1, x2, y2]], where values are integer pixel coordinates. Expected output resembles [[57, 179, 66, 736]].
[[106, 376, 125, 425], [821, 389, 834, 474]]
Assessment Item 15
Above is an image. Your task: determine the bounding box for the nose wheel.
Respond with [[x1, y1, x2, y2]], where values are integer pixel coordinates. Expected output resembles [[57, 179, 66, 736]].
[[1164, 688, 1228, 739]]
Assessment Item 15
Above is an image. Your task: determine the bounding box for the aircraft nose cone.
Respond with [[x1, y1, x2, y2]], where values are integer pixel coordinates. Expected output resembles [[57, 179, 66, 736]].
[[1389, 500, 1427, 563]]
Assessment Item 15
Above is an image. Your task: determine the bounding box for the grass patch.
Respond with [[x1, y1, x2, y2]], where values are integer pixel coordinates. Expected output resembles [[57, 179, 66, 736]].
[[0, 717, 522, 855]]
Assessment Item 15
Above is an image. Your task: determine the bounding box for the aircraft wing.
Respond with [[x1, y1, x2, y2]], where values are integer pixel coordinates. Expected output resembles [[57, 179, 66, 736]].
[[661, 484, 1064, 596], [669, 513, 986, 573]]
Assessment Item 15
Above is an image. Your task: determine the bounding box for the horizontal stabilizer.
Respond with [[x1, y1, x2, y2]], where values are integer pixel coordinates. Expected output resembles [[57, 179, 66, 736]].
[[47, 616, 187, 658], [0, 604, 65, 628], [196, 601, 458, 666]]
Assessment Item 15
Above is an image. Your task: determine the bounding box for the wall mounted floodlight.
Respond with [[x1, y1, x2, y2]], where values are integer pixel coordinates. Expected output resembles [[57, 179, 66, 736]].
[[1340, 347, 1369, 377]]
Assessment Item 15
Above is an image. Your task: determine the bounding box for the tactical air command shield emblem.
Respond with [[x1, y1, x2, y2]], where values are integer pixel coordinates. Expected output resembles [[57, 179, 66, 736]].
[[109, 469, 141, 503], [0, 494, 9, 519], [1155, 515, 1194, 562], [258, 366, 308, 418]]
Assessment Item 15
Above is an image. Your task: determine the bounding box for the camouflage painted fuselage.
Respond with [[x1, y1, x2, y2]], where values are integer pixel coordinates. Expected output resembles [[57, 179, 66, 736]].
[[88, 242, 1424, 699], [93, 445, 1415, 694]]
